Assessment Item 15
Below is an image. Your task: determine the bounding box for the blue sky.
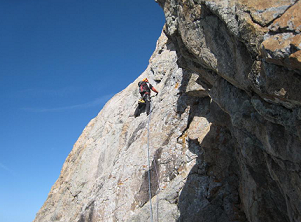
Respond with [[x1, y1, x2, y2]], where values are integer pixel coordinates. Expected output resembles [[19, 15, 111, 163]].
[[0, 1, 165, 221]]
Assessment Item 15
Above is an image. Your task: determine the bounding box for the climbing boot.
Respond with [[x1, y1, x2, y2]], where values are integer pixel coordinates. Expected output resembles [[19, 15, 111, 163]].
[[138, 98, 145, 104]]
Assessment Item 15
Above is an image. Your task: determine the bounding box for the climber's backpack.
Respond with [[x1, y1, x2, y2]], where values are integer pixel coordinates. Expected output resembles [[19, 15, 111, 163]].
[[138, 81, 149, 93]]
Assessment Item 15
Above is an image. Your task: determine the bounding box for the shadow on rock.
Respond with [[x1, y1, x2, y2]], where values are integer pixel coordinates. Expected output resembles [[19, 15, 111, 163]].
[[177, 90, 247, 222], [132, 148, 163, 209]]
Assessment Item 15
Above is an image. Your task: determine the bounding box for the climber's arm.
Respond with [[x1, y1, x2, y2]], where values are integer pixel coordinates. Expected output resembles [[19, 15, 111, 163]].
[[151, 86, 158, 94], [148, 83, 158, 95]]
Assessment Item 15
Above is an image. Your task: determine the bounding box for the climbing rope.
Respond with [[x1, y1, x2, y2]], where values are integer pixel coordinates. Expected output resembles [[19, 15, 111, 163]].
[[147, 103, 154, 222], [153, 151, 160, 222], [146, 99, 161, 222]]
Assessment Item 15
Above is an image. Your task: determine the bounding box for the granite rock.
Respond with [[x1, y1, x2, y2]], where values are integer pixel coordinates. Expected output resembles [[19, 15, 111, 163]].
[[35, 0, 301, 221]]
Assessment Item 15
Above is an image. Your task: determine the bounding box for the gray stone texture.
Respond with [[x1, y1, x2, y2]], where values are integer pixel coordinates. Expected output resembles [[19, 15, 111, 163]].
[[35, 0, 301, 221]]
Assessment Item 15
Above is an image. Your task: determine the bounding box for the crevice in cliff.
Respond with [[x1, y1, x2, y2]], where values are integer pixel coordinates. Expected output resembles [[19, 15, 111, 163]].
[[127, 121, 147, 150], [78, 200, 95, 222], [243, 0, 299, 28], [132, 147, 163, 210], [267, 29, 301, 36]]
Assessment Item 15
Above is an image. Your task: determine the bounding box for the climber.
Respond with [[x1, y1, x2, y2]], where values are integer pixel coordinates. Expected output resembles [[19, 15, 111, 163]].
[[134, 78, 158, 117]]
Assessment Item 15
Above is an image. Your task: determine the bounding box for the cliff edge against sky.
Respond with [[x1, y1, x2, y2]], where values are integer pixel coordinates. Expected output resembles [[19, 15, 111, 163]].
[[35, 0, 301, 221]]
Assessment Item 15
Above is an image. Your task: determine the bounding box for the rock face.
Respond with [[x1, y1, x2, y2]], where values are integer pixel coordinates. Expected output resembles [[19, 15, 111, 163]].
[[34, 0, 301, 222]]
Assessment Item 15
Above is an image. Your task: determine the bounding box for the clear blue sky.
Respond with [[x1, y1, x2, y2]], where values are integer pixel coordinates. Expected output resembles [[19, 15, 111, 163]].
[[0, 1, 165, 221]]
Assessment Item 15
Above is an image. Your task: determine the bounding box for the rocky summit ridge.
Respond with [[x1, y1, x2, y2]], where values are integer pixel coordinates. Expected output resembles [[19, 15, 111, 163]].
[[34, 0, 301, 221]]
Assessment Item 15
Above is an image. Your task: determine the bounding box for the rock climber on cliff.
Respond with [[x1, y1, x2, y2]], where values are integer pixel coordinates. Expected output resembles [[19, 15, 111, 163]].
[[134, 78, 158, 117]]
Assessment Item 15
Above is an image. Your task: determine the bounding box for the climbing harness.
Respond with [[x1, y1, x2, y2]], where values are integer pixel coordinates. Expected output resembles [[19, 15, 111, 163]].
[[146, 102, 161, 222]]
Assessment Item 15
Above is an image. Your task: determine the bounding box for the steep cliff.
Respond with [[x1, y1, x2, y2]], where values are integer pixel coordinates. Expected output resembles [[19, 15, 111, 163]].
[[35, 0, 301, 222]]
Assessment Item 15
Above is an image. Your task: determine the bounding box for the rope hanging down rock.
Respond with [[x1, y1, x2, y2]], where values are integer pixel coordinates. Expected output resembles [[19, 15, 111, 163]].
[[147, 103, 154, 222], [146, 101, 161, 222]]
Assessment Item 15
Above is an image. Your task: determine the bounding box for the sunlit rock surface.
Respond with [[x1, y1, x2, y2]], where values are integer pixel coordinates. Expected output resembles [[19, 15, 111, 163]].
[[35, 0, 301, 221]]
